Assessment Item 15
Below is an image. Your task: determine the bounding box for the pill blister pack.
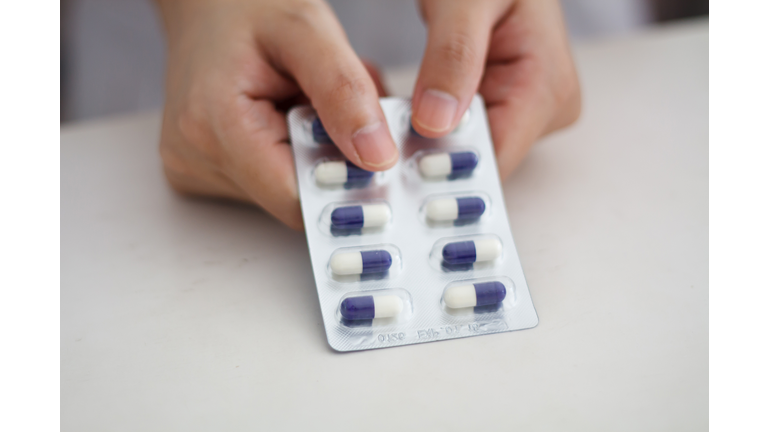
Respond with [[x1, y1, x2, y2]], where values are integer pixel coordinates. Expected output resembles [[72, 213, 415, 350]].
[[288, 96, 538, 352]]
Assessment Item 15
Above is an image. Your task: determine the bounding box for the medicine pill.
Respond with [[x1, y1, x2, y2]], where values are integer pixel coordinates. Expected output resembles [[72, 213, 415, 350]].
[[443, 281, 507, 309], [442, 238, 502, 265], [312, 118, 332, 143], [315, 161, 374, 186], [419, 151, 478, 178], [331, 204, 391, 229], [426, 197, 486, 222], [330, 250, 392, 275], [340, 295, 403, 320]]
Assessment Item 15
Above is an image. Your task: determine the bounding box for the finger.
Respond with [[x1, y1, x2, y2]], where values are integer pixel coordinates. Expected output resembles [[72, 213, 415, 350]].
[[481, 0, 581, 178], [411, 0, 508, 138], [482, 61, 553, 178], [260, 4, 398, 171], [216, 96, 304, 230], [486, 78, 580, 179], [274, 61, 386, 112]]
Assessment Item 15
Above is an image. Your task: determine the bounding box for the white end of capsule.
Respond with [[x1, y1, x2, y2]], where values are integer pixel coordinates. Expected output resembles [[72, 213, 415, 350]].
[[474, 238, 502, 262], [315, 161, 348, 185], [362, 204, 391, 228], [426, 198, 459, 221], [454, 109, 470, 132], [330, 252, 363, 275], [373, 295, 403, 318], [443, 285, 477, 309], [419, 153, 452, 178]]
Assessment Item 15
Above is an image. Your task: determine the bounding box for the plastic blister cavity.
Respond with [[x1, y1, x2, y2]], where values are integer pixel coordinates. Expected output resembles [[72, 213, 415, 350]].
[[429, 234, 503, 272], [311, 117, 333, 144], [313, 159, 379, 189], [328, 244, 402, 282], [420, 191, 491, 227], [441, 276, 516, 318], [336, 288, 414, 328], [410, 148, 480, 181], [318, 200, 392, 237], [288, 96, 538, 351]]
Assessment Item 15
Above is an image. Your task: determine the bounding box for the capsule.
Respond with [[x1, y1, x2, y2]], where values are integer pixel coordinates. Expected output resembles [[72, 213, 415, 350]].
[[331, 204, 391, 229], [339, 295, 403, 320], [426, 197, 485, 222], [312, 118, 332, 143], [419, 151, 478, 178], [442, 238, 502, 265], [444, 281, 506, 309], [330, 250, 392, 275], [315, 161, 374, 186]]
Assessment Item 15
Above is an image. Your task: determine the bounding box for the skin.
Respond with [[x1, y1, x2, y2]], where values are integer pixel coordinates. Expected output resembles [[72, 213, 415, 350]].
[[157, 0, 581, 230]]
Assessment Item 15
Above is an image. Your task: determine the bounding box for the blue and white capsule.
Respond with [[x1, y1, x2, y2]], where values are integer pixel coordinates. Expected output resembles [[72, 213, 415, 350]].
[[330, 250, 392, 275], [444, 281, 507, 309], [426, 196, 486, 222], [312, 117, 333, 144], [315, 161, 374, 186], [419, 151, 478, 178], [339, 295, 403, 320], [442, 238, 502, 265], [331, 204, 391, 229]]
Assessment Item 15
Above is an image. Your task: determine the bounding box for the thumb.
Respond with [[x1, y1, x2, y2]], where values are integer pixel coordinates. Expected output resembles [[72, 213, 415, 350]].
[[261, 4, 398, 171], [412, 0, 507, 138]]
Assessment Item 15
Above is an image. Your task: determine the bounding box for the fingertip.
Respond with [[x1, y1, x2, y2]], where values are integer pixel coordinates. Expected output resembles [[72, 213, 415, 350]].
[[350, 121, 399, 171], [412, 89, 460, 138]]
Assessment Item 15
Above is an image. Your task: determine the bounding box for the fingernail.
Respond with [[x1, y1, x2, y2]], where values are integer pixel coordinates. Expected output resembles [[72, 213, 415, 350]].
[[352, 121, 398, 168], [414, 89, 458, 133]]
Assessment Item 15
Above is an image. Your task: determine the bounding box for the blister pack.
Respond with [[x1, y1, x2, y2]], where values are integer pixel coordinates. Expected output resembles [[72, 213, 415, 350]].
[[288, 96, 538, 352]]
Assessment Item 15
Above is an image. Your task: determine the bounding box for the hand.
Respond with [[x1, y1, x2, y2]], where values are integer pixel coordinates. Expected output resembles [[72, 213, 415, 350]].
[[157, 0, 398, 230], [411, 0, 581, 178]]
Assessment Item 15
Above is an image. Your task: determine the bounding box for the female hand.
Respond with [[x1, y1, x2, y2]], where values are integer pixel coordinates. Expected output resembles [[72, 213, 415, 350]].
[[411, 0, 581, 178], [157, 0, 398, 230]]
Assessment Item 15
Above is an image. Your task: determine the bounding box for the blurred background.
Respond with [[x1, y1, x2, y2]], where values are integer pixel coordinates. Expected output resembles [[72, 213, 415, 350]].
[[60, 0, 707, 123]]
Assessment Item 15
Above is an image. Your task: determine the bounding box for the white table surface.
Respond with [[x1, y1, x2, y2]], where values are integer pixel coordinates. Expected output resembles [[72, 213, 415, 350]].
[[62, 20, 708, 431]]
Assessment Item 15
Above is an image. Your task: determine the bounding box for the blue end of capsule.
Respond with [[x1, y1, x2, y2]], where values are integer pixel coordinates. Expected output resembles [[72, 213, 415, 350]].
[[330, 226, 362, 237], [409, 118, 425, 138], [474, 302, 503, 314], [312, 118, 333, 144], [345, 161, 375, 186], [456, 197, 486, 220], [360, 250, 392, 274], [340, 317, 373, 328], [331, 205, 365, 229], [449, 152, 478, 176], [474, 282, 507, 306], [340, 295, 376, 320], [442, 241, 477, 265]]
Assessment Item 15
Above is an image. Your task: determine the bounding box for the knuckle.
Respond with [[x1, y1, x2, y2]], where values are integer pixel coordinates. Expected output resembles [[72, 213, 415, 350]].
[[438, 31, 479, 72], [173, 100, 224, 165], [159, 141, 193, 178], [330, 73, 369, 101], [554, 72, 582, 126], [282, 1, 327, 29], [161, 165, 193, 195], [176, 104, 208, 148]]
